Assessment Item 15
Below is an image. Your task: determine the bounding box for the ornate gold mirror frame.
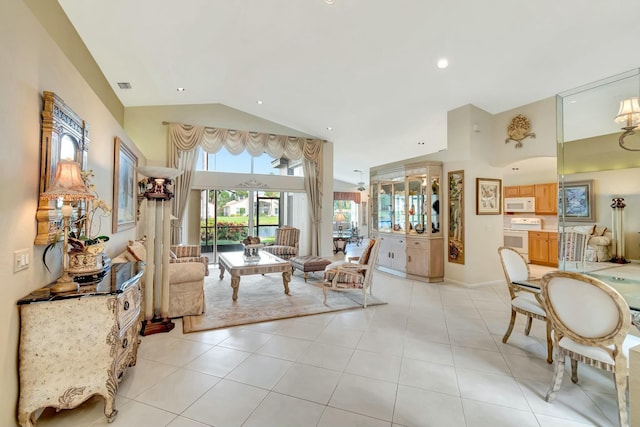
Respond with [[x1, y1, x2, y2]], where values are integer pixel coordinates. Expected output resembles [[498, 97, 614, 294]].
[[34, 91, 89, 245]]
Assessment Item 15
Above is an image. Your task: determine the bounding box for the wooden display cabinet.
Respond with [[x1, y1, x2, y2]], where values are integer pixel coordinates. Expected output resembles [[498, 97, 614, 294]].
[[370, 162, 443, 282]]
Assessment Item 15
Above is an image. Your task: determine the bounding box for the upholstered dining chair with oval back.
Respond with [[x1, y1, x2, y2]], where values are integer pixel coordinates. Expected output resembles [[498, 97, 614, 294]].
[[498, 246, 552, 363], [541, 271, 640, 427]]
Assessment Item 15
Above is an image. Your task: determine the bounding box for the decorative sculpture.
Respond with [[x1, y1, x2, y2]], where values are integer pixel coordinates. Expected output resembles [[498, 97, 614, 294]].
[[505, 114, 536, 148]]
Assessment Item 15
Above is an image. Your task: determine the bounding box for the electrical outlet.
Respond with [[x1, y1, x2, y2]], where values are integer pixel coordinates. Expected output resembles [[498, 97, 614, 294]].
[[14, 249, 30, 273]]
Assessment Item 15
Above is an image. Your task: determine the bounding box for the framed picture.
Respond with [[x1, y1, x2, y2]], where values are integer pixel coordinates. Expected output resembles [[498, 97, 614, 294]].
[[476, 178, 502, 215], [559, 180, 595, 222], [112, 137, 138, 232], [448, 170, 464, 264]]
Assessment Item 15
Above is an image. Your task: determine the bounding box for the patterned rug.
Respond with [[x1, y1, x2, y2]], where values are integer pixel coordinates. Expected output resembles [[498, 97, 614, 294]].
[[182, 271, 386, 333]]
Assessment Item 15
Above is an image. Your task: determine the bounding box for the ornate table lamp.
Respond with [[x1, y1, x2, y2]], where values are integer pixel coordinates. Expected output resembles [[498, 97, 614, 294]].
[[41, 159, 95, 293], [335, 212, 347, 237]]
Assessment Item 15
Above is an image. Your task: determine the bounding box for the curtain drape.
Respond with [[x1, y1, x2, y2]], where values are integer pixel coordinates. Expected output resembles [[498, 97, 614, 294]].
[[333, 191, 361, 204], [167, 122, 324, 254]]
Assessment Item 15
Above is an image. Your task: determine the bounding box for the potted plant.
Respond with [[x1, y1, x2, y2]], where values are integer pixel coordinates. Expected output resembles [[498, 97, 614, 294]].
[[43, 169, 111, 274]]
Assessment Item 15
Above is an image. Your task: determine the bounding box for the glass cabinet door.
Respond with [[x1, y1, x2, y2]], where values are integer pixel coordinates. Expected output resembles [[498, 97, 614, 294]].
[[393, 181, 405, 233], [378, 182, 393, 232], [430, 174, 441, 234], [371, 182, 379, 232], [407, 176, 426, 234]]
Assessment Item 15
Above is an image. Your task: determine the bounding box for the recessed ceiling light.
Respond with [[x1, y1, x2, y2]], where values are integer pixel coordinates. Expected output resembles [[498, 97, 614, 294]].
[[327, 126, 334, 131], [324, 0, 335, 4], [418, 141, 425, 145], [437, 58, 449, 69], [176, 87, 185, 92], [256, 100, 263, 105], [512, 167, 519, 171], [117, 82, 132, 89]]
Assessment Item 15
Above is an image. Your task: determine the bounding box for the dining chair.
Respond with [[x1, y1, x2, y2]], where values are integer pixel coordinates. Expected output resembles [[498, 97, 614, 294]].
[[498, 246, 552, 363], [560, 230, 589, 271], [322, 238, 381, 308], [541, 271, 640, 427]]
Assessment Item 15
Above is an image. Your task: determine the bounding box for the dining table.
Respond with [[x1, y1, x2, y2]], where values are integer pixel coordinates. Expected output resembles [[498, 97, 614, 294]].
[[513, 267, 640, 328]]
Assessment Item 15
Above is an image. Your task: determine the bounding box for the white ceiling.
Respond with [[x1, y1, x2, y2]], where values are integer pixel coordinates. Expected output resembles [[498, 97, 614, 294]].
[[57, 0, 640, 184]]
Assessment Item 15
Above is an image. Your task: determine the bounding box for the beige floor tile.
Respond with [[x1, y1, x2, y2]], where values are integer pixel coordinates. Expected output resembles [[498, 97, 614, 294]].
[[255, 334, 313, 361], [135, 368, 219, 414], [393, 385, 465, 427], [317, 407, 391, 427], [457, 368, 530, 410], [184, 345, 251, 377], [242, 392, 325, 427], [399, 357, 459, 396], [345, 349, 402, 383], [88, 400, 176, 426], [226, 353, 293, 389], [181, 379, 268, 427], [461, 399, 540, 427], [329, 373, 397, 422], [297, 342, 355, 371], [273, 363, 342, 404]]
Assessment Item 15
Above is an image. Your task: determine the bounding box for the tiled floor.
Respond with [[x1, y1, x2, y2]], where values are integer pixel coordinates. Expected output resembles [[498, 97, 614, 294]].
[[36, 244, 626, 427]]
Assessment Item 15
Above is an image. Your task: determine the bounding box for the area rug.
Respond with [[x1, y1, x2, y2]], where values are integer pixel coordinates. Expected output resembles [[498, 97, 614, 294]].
[[182, 272, 386, 333]]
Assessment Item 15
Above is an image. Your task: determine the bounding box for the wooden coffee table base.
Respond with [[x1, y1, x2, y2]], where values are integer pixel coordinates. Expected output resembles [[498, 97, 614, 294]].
[[218, 252, 292, 301]]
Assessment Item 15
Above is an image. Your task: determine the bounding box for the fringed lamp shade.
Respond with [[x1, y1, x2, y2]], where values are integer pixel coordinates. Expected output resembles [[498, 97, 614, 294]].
[[41, 159, 94, 202]]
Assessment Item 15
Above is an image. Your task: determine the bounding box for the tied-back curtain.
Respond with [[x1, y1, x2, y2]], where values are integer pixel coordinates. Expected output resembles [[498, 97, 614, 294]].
[[168, 122, 324, 254]]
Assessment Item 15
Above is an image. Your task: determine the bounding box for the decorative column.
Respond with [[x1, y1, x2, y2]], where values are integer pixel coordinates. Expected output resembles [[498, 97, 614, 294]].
[[610, 197, 629, 264], [137, 166, 183, 335]]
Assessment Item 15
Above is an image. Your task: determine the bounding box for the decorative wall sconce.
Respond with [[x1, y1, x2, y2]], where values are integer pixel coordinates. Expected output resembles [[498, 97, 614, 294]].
[[505, 114, 536, 148], [614, 97, 640, 151]]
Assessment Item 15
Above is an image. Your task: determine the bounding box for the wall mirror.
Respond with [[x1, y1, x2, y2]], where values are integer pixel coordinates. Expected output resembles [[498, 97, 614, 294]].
[[558, 69, 640, 263], [35, 91, 89, 245]]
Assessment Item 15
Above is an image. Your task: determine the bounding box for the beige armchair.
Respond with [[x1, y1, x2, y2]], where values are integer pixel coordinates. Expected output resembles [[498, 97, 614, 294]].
[[168, 262, 205, 318], [170, 244, 210, 276], [262, 226, 300, 260]]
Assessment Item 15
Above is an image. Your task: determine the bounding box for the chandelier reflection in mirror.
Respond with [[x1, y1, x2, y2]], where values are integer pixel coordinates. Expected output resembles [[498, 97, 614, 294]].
[[615, 97, 640, 151]]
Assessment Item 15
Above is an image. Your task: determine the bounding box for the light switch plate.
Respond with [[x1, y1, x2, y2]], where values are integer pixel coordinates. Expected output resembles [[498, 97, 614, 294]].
[[14, 249, 30, 273]]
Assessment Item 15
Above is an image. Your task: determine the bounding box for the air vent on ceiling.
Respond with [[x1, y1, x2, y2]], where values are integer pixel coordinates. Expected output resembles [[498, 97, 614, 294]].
[[117, 82, 132, 89]]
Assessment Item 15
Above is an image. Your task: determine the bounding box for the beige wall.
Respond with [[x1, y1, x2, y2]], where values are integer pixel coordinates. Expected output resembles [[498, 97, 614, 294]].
[[371, 98, 558, 287], [124, 104, 335, 258], [0, 1, 143, 424]]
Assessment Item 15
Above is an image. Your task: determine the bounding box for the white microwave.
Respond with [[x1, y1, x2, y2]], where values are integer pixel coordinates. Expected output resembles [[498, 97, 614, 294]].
[[504, 197, 535, 213]]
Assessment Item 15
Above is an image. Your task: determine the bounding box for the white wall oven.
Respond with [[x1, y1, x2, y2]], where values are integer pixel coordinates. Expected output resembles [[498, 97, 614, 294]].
[[503, 218, 542, 262]]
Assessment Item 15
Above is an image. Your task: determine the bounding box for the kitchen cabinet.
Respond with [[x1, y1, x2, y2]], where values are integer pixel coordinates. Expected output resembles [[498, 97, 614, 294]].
[[504, 185, 535, 198], [528, 231, 558, 267], [370, 162, 443, 282], [534, 182, 558, 215]]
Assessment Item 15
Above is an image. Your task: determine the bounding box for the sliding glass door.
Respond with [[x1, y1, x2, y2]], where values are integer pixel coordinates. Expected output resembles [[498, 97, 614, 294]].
[[200, 189, 285, 262]]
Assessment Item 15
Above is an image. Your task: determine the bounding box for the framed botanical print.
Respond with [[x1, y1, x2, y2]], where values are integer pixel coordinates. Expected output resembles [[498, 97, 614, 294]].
[[476, 178, 502, 215], [112, 137, 137, 232]]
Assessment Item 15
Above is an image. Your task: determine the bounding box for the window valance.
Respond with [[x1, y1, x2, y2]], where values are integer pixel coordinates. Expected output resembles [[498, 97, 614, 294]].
[[333, 191, 361, 204], [166, 122, 325, 255]]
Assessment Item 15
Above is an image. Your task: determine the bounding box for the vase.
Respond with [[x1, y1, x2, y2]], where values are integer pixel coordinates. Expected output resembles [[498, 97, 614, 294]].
[[68, 251, 104, 274]]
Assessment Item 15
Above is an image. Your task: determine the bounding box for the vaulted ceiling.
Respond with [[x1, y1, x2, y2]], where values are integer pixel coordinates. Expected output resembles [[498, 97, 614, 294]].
[[57, 0, 640, 184]]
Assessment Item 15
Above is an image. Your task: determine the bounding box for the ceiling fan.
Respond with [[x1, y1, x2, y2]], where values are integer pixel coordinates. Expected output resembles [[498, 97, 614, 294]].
[[354, 169, 367, 191]]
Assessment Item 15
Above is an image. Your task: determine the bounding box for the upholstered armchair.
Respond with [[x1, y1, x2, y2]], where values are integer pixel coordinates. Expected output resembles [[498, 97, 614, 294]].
[[168, 262, 205, 318], [322, 239, 381, 308], [262, 226, 300, 260], [170, 245, 210, 276]]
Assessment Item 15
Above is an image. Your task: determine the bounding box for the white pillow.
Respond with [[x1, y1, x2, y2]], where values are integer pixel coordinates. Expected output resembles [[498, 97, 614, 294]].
[[573, 225, 596, 235]]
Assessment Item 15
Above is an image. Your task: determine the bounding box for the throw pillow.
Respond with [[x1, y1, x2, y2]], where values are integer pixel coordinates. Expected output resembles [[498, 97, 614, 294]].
[[593, 226, 607, 236], [573, 225, 596, 235], [126, 241, 146, 262], [359, 239, 376, 265]]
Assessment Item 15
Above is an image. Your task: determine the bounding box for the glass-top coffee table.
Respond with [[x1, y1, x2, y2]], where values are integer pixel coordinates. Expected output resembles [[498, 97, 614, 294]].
[[218, 251, 292, 301]]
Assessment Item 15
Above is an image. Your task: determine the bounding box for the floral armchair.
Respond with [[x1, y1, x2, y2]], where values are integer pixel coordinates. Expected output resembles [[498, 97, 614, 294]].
[[169, 245, 210, 276]]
